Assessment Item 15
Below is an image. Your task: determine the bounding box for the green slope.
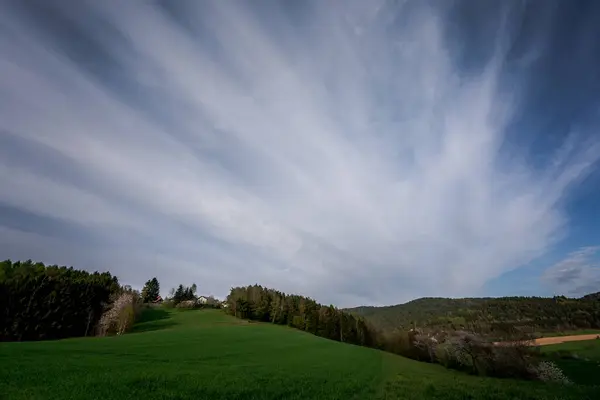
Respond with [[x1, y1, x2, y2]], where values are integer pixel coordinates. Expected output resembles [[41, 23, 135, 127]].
[[1, 309, 598, 400]]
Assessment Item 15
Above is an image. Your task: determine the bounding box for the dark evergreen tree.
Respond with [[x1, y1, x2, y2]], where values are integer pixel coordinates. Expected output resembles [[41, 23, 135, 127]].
[[0, 259, 120, 342], [141, 277, 160, 303], [224, 285, 376, 350], [173, 284, 185, 304]]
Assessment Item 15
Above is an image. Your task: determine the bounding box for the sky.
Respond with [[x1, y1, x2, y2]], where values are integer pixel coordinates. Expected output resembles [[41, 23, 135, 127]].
[[1, 0, 599, 307]]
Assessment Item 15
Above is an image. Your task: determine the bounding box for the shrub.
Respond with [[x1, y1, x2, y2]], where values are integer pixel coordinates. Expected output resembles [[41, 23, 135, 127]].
[[530, 361, 572, 385], [412, 333, 439, 363], [175, 300, 198, 309], [408, 330, 540, 379], [488, 343, 537, 379], [161, 299, 176, 309], [409, 329, 572, 382], [435, 342, 465, 370], [98, 292, 139, 336]]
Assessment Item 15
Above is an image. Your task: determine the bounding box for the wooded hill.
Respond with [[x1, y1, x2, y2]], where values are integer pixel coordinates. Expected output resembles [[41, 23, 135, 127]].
[[582, 292, 600, 301], [345, 293, 600, 334]]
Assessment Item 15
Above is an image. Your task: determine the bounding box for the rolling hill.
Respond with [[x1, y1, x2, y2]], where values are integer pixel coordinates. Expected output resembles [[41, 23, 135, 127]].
[[1, 308, 598, 400], [582, 292, 600, 301], [345, 294, 600, 333]]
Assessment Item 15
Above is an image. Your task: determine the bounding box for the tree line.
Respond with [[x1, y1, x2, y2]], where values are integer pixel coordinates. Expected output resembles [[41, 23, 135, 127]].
[[0, 259, 121, 341], [224, 285, 438, 358], [4, 257, 598, 382], [345, 295, 600, 334], [1, 260, 212, 341], [140, 278, 205, 305], [225, 284, 600, 380], [226, 285, 376, 347], [171, 283, 198, 304]]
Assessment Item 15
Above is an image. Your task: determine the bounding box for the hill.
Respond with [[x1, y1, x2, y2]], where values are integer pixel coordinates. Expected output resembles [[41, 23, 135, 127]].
[[345, 294, 600, 333], [582, 292, 600, 301], [1, 308, 598, 400]]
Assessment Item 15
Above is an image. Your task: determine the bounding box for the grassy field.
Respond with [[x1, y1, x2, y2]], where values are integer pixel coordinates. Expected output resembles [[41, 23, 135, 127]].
[[540, 339, 600, 386], [1, 309, 599, 400]]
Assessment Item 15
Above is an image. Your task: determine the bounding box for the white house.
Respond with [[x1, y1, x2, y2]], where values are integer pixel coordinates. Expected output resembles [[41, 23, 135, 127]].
[[197, 296, 208, 304]]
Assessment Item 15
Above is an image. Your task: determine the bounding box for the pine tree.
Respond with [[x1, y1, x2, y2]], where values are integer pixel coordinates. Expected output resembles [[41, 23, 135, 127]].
[[141, 277, 160, 303], [174, 284, 185, 304]]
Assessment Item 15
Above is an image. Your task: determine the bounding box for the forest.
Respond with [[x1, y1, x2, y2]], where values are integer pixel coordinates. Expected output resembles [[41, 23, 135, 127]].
[[0, 259, 120, 341], [0, 259, 221, 342], [226, 285, 376, 347], [345, 294, 600, 334]]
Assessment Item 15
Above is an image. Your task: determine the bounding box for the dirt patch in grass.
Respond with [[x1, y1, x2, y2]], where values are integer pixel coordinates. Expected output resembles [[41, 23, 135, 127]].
[[534, 334, 600, 346], [494, 334, 600, 347]]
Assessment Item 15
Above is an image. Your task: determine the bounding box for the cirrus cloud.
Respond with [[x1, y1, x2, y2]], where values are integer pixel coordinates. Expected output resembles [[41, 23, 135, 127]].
[[0, 0, 599, 306], [542, 246, 600, 297]]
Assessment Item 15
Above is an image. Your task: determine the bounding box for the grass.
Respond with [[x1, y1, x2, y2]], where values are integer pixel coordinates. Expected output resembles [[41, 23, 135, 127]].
[[540, 339, 600, 386], [1, 309, 599, 400]]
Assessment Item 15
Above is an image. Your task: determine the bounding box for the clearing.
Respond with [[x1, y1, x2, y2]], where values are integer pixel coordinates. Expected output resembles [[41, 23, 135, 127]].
[[1, 309, 598, 400]]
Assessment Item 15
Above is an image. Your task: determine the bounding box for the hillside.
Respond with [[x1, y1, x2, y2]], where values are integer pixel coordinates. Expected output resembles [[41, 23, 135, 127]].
[[345, 294, 600, 333], [1, 308, 598, 400], [582, 292, 600, 301]]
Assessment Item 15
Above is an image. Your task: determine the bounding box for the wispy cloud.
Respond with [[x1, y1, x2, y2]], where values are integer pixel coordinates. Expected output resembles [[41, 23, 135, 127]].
[[0, 1, 599, 306], [541, 246, 600, 296]]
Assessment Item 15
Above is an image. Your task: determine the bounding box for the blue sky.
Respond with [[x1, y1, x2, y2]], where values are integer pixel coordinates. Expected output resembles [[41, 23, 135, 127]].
[[0, 0, 599, 307]]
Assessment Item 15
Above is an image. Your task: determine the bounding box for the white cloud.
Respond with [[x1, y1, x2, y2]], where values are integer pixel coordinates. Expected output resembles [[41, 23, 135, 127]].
[[0, 1, 599, 306], [541, 246, 600, 296]]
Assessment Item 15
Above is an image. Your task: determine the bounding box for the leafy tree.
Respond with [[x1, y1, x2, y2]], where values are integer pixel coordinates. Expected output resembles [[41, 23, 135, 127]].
[[141, 277, 160, 303]]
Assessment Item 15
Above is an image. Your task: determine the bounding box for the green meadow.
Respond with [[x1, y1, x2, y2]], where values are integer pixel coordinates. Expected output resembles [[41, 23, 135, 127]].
[[1, 309, 598, 400], [540, 338, 600, 386]]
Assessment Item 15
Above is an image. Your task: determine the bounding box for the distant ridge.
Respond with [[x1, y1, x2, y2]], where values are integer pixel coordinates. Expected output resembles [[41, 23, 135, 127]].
[[345, 293, 600, 332], [582, 292, 600, 301]]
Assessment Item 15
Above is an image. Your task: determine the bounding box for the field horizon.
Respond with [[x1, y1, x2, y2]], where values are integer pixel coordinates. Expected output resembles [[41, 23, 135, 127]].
[[2, 308, 599, 400]]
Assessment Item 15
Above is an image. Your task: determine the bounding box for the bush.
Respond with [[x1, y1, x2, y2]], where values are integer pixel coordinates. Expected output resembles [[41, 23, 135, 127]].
[[412, 333, 440, 362], [161, 299, 176, 309], [175, 300, 199, 309], [384, 327, 573, 383], [488, 343, 537, 379], [435, 342, 465, 370], [97, 292, 139, 336], [530, 361, 572, 384], [396, 329, 542, 380]]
